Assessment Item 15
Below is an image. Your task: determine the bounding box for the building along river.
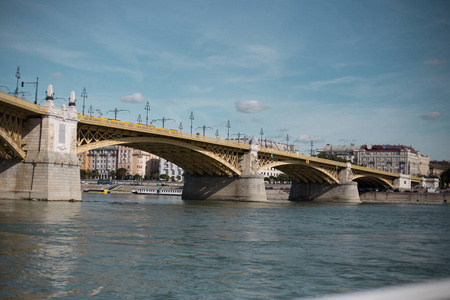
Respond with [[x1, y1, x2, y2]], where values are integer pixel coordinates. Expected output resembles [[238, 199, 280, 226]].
[[1, 194, 449, 299]]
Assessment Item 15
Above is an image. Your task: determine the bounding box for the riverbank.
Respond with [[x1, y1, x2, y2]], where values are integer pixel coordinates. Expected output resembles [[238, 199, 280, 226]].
[[82, 182, 449, 204], [360, 192, 449, 205]]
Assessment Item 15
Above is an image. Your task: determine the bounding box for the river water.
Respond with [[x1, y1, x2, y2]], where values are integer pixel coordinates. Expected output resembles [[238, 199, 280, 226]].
[[1, 194, 449, 299]]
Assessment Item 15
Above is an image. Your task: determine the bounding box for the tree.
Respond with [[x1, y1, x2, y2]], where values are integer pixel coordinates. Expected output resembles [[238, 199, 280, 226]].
[[134, 174, 142, 180], [108, 170, 116, 179], [160, 174, 170, 180], [440, 168, 450, 188], [116, 168, 128, 179], [152, 173, 160, 180], [277, 173, 291, 183], [80, 169, 87, 179]]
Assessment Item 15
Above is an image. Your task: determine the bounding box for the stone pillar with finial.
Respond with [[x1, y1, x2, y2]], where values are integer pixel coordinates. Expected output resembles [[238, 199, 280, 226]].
[[1, 84, 82, 201]]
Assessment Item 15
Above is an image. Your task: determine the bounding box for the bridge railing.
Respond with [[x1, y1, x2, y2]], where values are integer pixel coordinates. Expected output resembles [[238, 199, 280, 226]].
[[0, 92, 48, 115], [77, 114, 251, 150]]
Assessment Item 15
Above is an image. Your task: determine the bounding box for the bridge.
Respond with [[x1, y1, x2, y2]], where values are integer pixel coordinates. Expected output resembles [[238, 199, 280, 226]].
[[0, 88, 420, 202]]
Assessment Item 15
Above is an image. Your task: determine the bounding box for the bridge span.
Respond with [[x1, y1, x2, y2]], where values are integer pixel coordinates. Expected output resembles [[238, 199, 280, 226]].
[[0, 89, 420, 202]]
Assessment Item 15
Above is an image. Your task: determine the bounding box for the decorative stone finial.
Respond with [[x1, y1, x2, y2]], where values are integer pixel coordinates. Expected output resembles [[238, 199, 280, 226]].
[[69, 91, 76, 106], [46, 84, 54, 100], [249, 136, 259, 145]]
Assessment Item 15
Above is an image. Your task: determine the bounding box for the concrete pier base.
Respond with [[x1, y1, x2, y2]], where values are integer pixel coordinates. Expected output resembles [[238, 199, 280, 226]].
[[289, 181, 361, 203], [0, 153, 81, 201], [182, 174, 267, 202]]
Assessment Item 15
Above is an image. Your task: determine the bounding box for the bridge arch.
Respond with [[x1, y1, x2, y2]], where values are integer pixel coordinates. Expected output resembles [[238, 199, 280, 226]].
[[258, 160, 339, 184], [77, 136, 242, 176], [352, 175, 393, 190]]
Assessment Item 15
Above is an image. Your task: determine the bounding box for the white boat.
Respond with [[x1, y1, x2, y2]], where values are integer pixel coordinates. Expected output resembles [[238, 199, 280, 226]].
[[132, 189, 183, 196]]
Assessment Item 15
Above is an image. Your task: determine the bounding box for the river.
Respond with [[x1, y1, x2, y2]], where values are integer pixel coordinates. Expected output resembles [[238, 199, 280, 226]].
[[1, 194, 449, 299]]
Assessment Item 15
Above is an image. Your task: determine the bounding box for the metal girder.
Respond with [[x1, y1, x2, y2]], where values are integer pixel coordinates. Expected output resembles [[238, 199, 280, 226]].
[[258, 159, 339, 184], [0, 110, 26, 159], [353, 174, 394, 189], [77, 136, 243, 176]]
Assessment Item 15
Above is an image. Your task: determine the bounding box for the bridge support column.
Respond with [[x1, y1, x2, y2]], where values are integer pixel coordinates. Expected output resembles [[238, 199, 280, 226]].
[[289, 182, 360, 203], [182, 136, 267, 202], [289, 163, 360, 203], [0, 87, 81, 201], [182, 174, 267, 202], [393, 174, 411, 190]]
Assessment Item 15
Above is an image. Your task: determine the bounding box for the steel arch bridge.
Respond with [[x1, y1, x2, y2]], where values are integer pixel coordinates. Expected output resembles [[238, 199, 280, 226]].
[[0, 92, 420, 189]]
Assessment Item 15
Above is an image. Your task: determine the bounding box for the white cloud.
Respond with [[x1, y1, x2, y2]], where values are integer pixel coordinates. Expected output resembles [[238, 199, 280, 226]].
[[424, 59, 446, 67], [420, 112, 441, 120], [235, 100, 269, 113], [121, 93, 147, 103], [189, 85, 213, 93], [296, 134, 324, 143], [298, 76, 362, 91]]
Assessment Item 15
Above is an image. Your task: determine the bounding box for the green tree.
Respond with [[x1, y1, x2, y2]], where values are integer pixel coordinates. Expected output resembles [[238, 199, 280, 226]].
[[80, 169, 87, 179], [160, 174, 170, 180], [152, 173, 160, 180], [134, 174, 142, 180], [116, 168, 128, 179], [440, 168, 450, 188], [277, 173, 291, 183], [108, 170, 116, 179]]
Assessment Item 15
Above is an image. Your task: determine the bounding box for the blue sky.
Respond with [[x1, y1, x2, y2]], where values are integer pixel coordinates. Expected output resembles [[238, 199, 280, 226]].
[[1, 0, 449, 160]]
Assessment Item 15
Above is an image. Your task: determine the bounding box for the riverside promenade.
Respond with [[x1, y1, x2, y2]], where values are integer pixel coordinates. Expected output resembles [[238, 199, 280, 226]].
[[82, 181, 449, 204]]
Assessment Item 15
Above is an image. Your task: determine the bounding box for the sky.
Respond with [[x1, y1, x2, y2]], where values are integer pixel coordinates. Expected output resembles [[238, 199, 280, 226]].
[[1, 0, 449, 160]]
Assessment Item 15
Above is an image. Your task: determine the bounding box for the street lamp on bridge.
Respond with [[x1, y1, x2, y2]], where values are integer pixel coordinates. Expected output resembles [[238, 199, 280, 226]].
[[196, 125, 213, 136], [80, 87, 88, 115], [14, 67, 20, 97], [145, 101, 151, 126], [189, 111, 194, 134], [226, 120, 231, 140], [88, 105, 94, 117], [231, 132, 248, 143], [21, 77, 39, 104], [152, 117, 175, 128], [107, 108, 130, 120], [178, 122, 183, 132]]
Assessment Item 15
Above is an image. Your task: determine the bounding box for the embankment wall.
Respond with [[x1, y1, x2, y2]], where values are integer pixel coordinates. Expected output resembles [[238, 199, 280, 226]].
[[360, 192, 449, 205]]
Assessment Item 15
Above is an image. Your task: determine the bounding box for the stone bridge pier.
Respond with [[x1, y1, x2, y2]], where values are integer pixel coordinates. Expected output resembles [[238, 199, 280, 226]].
[[0, 86, 81, 201], [182, 137, 267, 202], [289, 163, 361, 203]]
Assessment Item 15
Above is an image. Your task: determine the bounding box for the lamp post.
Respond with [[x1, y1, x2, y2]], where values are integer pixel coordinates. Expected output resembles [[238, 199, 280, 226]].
[[215, 129, 219, 139], [152, 117, 175, 128], [14, 66, 21, 97], [286, 134, 290, 151], [196, 125, 212, 136], [106, 108, 130, 120], [260, 128, 264, 144], [88, 105, 94, 117], [226, 120, 231, 140], [189, 111, 194, 134], [81, 87, 88, 115], [231, 132, 248, 143], [137, 114, 142, 124], [178, 122, 183, 131], [21, 77, 39, 104], [145, 101, 151, 126]]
